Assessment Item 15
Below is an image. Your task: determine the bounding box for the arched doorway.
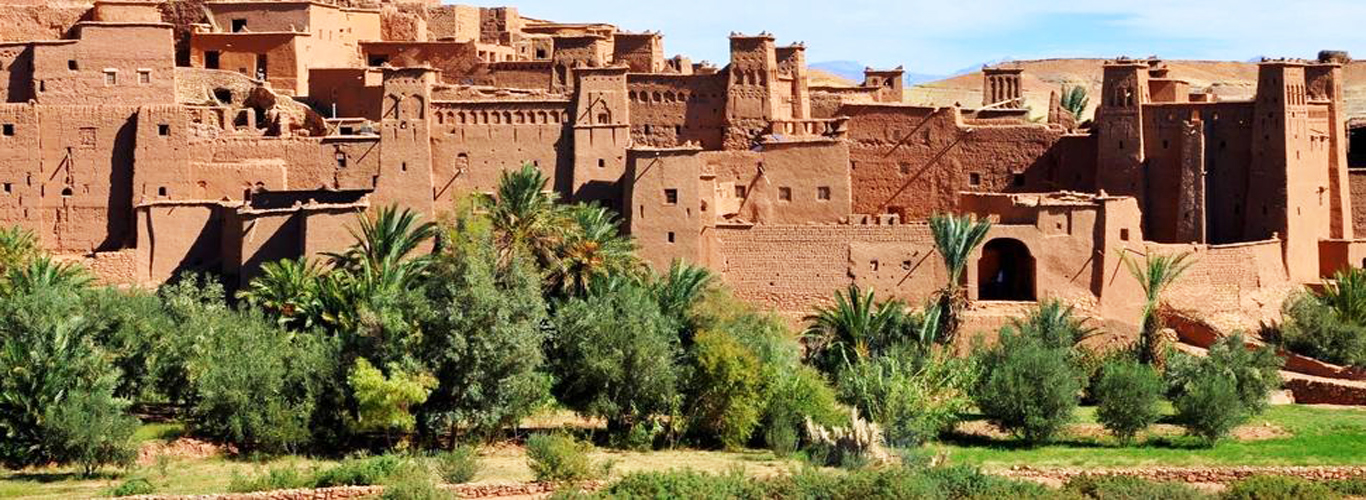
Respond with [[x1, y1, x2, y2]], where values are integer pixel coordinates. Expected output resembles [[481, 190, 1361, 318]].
[[978, 238, 1036, 301]]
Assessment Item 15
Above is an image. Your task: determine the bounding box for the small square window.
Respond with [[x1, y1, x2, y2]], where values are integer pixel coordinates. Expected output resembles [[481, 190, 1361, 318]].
[[1013, 174, 1025, 187], [158, 124, 169, 136], [663, 189, 678, 205], [735, 185, 747, 198], [157, 186, 167, 197], [103, 70, 117, 86], [232, 19, 248, 33], [1, 124, 12, 136], [817, 186, 831, 200], [138, 70, 151, 85], [898, 163, 911, 176], [778, 187, 791, 201], [598, 158, 606, 168], [667, 231, 676, 243], [1120, 228, 1130, 241], [969, 173, 981, 186], [68, 60, 78, 71], [3, 183, 11, 194]]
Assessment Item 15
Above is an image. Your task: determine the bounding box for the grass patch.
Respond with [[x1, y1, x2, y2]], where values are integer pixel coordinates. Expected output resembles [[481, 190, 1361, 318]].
[[938, 405, 1366, 469]]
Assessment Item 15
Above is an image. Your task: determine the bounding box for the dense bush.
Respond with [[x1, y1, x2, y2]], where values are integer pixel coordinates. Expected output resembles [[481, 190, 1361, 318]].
[[1280, 291, 1366, 367], [1173, 373, 1246, 445], [1093, 359, 1164, 443], [227, 465, 312, 493], [1327, 477, 1366, 496], [1221, 475, 1336, 500], [1168, 335, 1282, 444], [762, 365, 845, 454], [381, 463, 450, 500], [526, 433, 607, 482], [1063, 475, 1206, 500], [186, 307, 335, 454], [109, 478, 156, 497], [0, 287, 137, 473], [568, 465, 1058, 500], [685, 331, 765, 449], [550, 283, 680, 436], [312, 454, 407, 487], [348, 358, 436, 438], [44, 389, 139, 476], [836, 350, 974, 447], [419, 218, 551, 442], [431, 446, 481, 484], [973, 328, 1082, 444]]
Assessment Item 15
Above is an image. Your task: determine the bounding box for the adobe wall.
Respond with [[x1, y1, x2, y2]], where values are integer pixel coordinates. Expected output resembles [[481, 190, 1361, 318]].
[[486, 61, 553, 90], [0, 1, 93, 43], [1155, 239, 1294, 334], [1349, 169, 1366, 235], [34, 105, 141, 252], [0, 104, 43, 237], [429, 99, 571, 203], [701, 141, 851, 225], [624, 147, 706, 270], [135, 202, 226, 284], [627, 73, 727, 149], [32, 24, 176, 106], [841, 104, 1089, 217], [426, 4, 481, 42], [190, 33, 301, 94]]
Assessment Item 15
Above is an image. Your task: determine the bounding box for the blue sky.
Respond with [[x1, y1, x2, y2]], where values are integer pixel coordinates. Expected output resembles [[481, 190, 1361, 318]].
[[454, 0, 1366, 75]]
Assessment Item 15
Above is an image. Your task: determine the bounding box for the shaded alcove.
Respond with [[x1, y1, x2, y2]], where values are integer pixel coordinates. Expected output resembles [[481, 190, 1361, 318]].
[[978, 238, 1036, 301]]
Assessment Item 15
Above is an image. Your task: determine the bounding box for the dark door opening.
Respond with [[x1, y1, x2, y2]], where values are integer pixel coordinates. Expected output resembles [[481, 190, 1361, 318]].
[[255, 53, 268, 80], [978, 238, 1036, 301], [1350, 127, 1366, 168], [205, 51, 220, 70]]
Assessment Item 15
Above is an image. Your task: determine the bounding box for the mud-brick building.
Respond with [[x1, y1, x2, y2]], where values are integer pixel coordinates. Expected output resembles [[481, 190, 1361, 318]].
[[0, 0, 1361, 337]]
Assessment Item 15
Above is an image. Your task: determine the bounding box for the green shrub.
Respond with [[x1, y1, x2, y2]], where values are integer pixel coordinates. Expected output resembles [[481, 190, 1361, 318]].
[[563, 465, 1057, 500], [526, 433, 608, 482], [381, 463, 451, 500], [686, 331, 764, 449], [836, 350, 974, 447], [1173, 373, 1246, 445], [347, 357, 436, 437], [432, 446, 481, 484], [419, 220, 552, 441], [1279, 293, 1366, 367], [1327, 477, 1366, 496], [1168, 335, 1283, 445], [44, 387, 139, 476], [227, 465, 311, 493], [186, 307, 336, 454], [1093, 360, 1164, 443], [590, 469, 763, 499], [974, 329, 1082, 444], [311, 454, 406, 487], [0, 288, 135, 472], [550, 284, 680, 437], [108, 477, 155, 497], [1064, 475, 1206, 500], [1221, 475, 1337, 500]]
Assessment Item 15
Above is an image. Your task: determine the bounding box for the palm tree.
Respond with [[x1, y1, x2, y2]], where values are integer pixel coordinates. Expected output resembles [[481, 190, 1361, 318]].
[[1008, 299, 1097, 349], [803, 284, 907, 372], [0, 226, 38, 274], [549, 203, 642, 297], [1122, 250, 1195, 366], [1319, 268, 1366, 324], [1060, 85, 1089, 120], [3, 256, 93, 296], [328, 206, 437, 277], [652, 260, 714, 319], [928, 213, 992, 343], [483, 163, 567, 267], [237, 257, 323, 329]]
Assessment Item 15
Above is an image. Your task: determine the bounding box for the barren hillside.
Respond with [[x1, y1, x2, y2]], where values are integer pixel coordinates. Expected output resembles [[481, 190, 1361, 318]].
[[906, 58, 1366, 123]]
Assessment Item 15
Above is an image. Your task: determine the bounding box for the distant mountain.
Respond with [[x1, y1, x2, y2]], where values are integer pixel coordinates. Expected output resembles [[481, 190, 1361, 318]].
[[809, 60, 946, 86]]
